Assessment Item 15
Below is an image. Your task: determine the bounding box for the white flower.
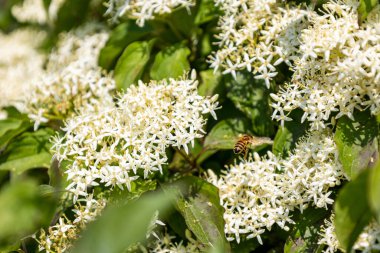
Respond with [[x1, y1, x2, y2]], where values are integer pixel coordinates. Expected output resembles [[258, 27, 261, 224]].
[[318, 214, 380, 253], [105, 0, 195, 26], [147, 229, 204, 252], [0, 28, 46, 111], [210, 0, 311, 83], [207, 130, 346, 243], [271, 0, 380, 130], [25, 24, 113, 129], [53, 72, 219, 201], [26, 62, 115, 129], [11, 0, 65, 25], [46, 23, 109, 72], [37, 194, 106, 252]]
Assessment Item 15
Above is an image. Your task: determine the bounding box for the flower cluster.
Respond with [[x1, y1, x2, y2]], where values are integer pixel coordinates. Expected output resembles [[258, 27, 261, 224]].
[[271, 0, 380, 130], [11, 0, 65, 25], [25, 25, 113, 130], [46, 23, 109, 71], [52, 72, 219, 202], [148, 230, 204, 252], [36, 195, 106, 253], [0, 28, 46, 113], [318, 214, 380, 252], [207, 130, 346, 243], [209, 0, 311, 87], [105, 0, 195, 26]]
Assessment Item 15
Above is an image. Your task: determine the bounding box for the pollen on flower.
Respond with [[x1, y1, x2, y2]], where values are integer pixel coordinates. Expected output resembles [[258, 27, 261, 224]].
[[105, 0, 195, 26], [52, 72, 219, 202], [207, 130, 346, 243]]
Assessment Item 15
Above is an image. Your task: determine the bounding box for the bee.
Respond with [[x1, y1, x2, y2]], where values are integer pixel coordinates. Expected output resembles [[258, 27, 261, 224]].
[[234, 134, 273, 159]]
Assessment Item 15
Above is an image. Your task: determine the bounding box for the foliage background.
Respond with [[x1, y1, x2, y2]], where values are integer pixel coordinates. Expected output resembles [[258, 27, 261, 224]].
[[0, 0, 379, 252]]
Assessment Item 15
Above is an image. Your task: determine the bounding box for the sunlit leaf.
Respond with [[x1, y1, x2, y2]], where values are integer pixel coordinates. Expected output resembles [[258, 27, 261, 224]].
[[150, 42, 190, 80], [334, 111, 379, 179], [358, 0, 378, 24], [334, 169, 372, 252], [0, 118, 31, 151], [99, 21, 153, 70], [114, 39, 155, 90], [203, 118, 253, 151], [0, 128, 54, 174], [369, 160, 380, 222], [198, 70, 224, 98], [163, 176, 230, 252]]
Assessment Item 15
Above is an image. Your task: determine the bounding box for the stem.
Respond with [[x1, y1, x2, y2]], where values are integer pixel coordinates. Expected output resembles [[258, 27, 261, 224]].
[[166, 19, 184, 41], [174, 147, 202, 172], [154, 16, 184, 41]]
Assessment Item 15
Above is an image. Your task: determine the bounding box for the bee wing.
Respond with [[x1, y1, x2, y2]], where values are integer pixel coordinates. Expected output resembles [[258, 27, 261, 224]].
[[249, 137, 273, 147]]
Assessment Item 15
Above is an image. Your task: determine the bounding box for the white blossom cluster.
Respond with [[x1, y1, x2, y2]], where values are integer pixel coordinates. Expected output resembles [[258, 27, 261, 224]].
[[209, 0, 311, 87], [271, 0, 380, 130], [37, 195, 106, 253], [11, 0, 65, 25], [52, 72, 219, 202], [46, 23, 109, 71], [318, 214, 380, 253], [25, 24, 113, 130], [104, 0, 195, 26], [148, 230, 204, 252], [207, 130, 346, 243], [0, 28, 46, 113]]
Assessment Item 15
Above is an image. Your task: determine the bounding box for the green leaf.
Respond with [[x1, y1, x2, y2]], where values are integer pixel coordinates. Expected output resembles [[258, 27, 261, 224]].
[[231, 239, 260, 253], [98, 21, 154, 70], [198, 70, 224, 98], [334, 110, 379, 179], [54, 0, 91, 33], [334, 169, 373, 252], [203, 118, 254, 151], [0, 118, 31, 152], [166, 7, 196, 38], [225, 71, 275, 136], [114, 40, 155, 90], [106, 180, 157, 206], [1, 106, 27, 119], [0, 179, 57, 246], [166, 209, 188, 239], [358, 0, 378, 24], [194, 0, 220, 25], [272, 109, 310, 157], [284, 208, 329, 253], [71, 190, 174, 253], [369, 159, 380, 222], [163, 176, 230, 252], [0, 119, 23, 139], [150, 42, 190, 80], [0, 128, 54, 174]]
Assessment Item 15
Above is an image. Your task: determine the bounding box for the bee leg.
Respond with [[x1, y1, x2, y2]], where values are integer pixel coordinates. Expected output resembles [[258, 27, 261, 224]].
[[244, 149, 248, 160]]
